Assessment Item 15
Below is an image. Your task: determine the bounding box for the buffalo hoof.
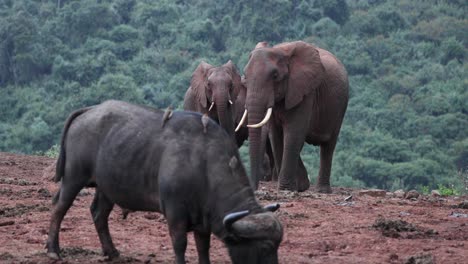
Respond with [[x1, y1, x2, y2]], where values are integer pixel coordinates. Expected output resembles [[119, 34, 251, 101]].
[[317, 184, 332, 194], [104, 249, 120, 260], [47, 252, 61, 260]]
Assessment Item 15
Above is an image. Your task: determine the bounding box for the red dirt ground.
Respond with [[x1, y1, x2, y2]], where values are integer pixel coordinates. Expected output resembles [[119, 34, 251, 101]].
[[0, 152, 467, 264]]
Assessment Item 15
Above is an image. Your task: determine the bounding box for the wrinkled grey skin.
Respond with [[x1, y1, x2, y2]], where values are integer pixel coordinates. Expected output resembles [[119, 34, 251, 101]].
[[184, 62, 275, 187], [243, 41, 349, 193], [183, 60, 242, 145], [45, 100, 282, 264]]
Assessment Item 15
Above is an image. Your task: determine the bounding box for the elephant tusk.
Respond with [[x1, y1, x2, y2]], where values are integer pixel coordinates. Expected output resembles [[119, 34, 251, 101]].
[[247, 108, 272, 128], [208, 101, 215, 112], [229, 100, 233, 105], [235, 109, 248, 132]]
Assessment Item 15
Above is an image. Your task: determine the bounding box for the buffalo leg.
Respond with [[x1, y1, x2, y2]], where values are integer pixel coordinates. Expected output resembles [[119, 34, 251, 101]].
[[166, 208, 188, 264], [90, 190, 118, 259], [194, 231, 211, 264], [46, 182, 85, 259]]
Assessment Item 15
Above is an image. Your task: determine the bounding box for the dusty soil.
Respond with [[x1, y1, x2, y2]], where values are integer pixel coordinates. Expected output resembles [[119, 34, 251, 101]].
[[0, 152, 467, 264]]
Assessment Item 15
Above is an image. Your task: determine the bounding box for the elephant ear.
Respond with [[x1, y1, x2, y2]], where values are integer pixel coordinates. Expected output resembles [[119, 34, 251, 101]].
[[276, 41, 325, 110], [223, 60, 242, 101], [255, 41, 269, 49], [191, 61, 213, 108]]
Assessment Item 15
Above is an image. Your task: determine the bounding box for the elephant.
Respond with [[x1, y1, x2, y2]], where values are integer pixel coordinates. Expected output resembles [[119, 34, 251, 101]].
[[238, 41, 349, 193], [184, 61, 275, 187], [184, 60, 243, 145]]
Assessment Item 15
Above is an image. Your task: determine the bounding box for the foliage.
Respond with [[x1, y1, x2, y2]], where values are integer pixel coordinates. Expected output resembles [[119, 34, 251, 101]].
[[0, 0, 466, 191], [437, 184, 458, 196]]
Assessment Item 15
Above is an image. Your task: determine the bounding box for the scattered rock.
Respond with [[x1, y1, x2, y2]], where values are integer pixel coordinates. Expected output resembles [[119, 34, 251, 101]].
[[399, 211, 411, 216], [449, 212, 468, 218], [60, 247, 99, 257], [144, 213, 158, 220], [405, 190, 420, 200], [456, 200, 468, 209], [337, 201, 355, 206], [0, 220, 14, 227], [0, 178, 36, 186], [77, 189, 92, 197], [37, 188, 51, 199], [431, 190, 441, 197], [405, 253, 434, 264], [358, 189, 386, 197], [373, 218, 437, 239], [41, 161, 56, 181], [0, 252, 14, 261], [394, 189, 405, 198]]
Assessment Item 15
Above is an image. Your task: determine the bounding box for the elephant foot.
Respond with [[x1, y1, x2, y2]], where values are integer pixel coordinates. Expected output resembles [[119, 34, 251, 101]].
[[278, 181, 296, 191], [316, 184, 332, 194], [296, 177, 310, 192]]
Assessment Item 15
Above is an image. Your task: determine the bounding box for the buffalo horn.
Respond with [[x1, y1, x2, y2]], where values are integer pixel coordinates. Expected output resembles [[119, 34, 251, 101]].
[[231, 212, 283, 241], [223, 210, 249, 230], [264, 203, 280, 212]]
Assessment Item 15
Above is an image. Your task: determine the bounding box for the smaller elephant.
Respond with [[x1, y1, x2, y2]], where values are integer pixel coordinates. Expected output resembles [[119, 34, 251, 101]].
[[184, 60, 243, 144], [184, 61, 275, 187]]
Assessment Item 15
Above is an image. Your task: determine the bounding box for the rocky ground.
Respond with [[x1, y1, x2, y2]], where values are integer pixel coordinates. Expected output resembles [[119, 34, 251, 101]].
[[0, 152, 467, 263]]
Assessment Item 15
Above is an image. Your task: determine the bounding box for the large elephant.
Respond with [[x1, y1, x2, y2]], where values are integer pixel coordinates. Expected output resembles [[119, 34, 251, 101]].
[[238, 41, 349, 193], [184, 60, 243, 145]]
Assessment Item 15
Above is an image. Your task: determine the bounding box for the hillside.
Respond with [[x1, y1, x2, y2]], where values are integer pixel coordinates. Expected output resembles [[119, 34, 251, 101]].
[[0, 0, 466, 191]]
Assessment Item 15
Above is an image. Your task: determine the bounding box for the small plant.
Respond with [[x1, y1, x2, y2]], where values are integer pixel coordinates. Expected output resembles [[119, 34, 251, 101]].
[[437, 184, 458, 196], [456, 167, 468, 195], [419, 185, 430, 195], [44, 144, 60, 158]]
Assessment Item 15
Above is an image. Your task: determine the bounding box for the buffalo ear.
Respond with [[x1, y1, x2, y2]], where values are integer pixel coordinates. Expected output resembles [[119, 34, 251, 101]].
[[275, 41, 325, 110], [224, 60, 242, 102], [191, 61, 213, 108]]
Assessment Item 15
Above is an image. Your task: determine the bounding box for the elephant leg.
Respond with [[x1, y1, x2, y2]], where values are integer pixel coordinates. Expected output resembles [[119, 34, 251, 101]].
[[279, 111, 312, 191], [263, 141, 275, 181], [257, 122, 270, 185], [269, 122, 283, 183], [296, 157, 310, 192], [278, 136, 305, 191], [194, 231, 211, 264], [317, 139, 337, 193], [90, 191, 119, 259]]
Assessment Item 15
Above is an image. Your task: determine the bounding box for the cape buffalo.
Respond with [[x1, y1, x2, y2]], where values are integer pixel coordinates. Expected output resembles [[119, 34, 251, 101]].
[[46, 100, 283, 264]]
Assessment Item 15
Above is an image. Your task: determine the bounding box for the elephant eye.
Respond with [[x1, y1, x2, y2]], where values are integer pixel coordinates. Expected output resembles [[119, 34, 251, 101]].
[[272, 70, 279, 80]]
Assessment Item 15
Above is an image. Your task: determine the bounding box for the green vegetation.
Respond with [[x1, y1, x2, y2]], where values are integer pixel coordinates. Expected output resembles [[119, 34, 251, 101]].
[[1, 0, 466, 191]]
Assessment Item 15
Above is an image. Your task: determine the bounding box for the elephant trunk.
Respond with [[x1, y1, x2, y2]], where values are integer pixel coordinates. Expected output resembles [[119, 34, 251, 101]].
[[247, 106, 268, 190], [215, 91, 235, 139]]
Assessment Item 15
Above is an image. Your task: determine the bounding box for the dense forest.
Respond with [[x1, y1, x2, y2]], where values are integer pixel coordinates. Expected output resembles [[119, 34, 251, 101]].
[[0, 0, 466, 192]]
